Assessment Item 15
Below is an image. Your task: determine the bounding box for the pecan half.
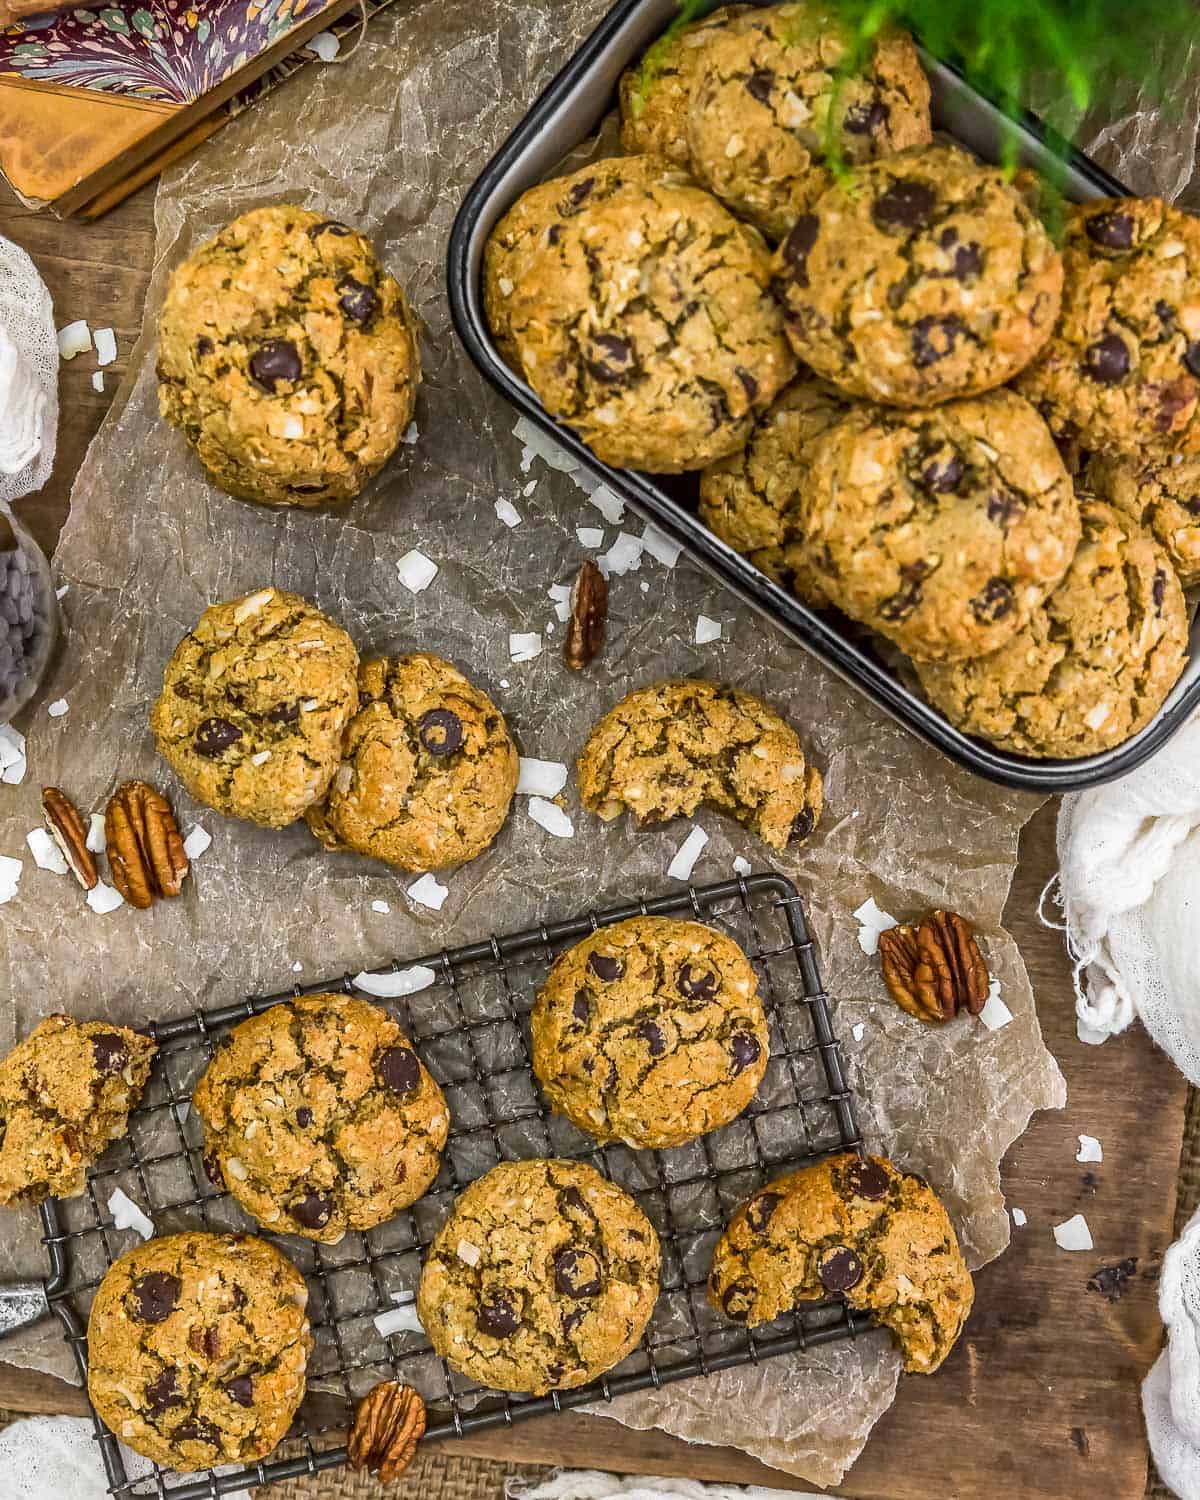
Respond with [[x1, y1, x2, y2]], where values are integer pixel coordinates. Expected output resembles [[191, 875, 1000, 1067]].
[[41, 787, 98, 890], [878, 909, 989, 1023], [564, 559, 608, 670], [348, 1380, 426, 1482], [105, 781, 189, 909]]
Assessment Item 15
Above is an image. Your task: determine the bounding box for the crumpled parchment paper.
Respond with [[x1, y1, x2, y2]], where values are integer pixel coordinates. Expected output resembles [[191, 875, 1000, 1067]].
[[7, 0, 1195, 1483]]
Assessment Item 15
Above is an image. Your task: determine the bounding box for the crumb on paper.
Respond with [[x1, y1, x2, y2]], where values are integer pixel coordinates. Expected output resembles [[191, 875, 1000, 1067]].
[[371, 899, 391, 915], [374, 1302, 424, 1337], [668, 825, 709, 882], [852, 1023, 865, 1042], [640, 522, 682, 568], [1053, 1213, 1093, 1252], [182, 825, 211, 861], [408, 873, 449, 911], [91, 372, 105, 393], [26, 827, 68, 875], [586, 484, 625, 525], [47, 698, 68, 718], [86, 881, 124, 915], [57, 320, 91, 361], [509, 631, 542, 663], [108, 1186, 154, 1240], [494, 498, 522, 529], [354, 964, 436, 998], [0, 855, 22, 905], [402, 422, 419, 445], [1011, 1207, 1027, 1227], [1076, 1134, 1103, 1164], [396, 550, 438, 593], [854, 896, 898, 956], [528, 797, 573, 839], [517, 757, 568, 797], [94, 327, 117, 366], [86, 814, 106, 854], [695, 615, 722, 645], [732, 855, 752, 876], [979, 978, 1013, 1032], [576, 526, 604, 548], [600, 532, 643, 577], [309, 29, 339, 59]]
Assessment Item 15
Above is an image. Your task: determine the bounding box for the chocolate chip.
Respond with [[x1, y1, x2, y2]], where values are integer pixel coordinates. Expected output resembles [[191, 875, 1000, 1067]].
[[188, 1323, 220, 1359], [144, 1367, 182, 1416], [952, 242, 983, 280], [418, 707, 463, 756], [729, 1032, 761, 1075], [637, 1020, 666, 1057], [562, 1186, 589, 1215], [818, 1246, 863, 1292], [308, 219, 352, 238], [1086, 1257, 1138, 1301], [226, 1375, 254, 1407], [844, 98, 887, 134], [554, 1247, 602, 1298], [970, 577, 1015, 623], [571, 990, 590, 1024], [1185, 343, 1200, 380], [249, 338, 301, 391], [872, 180, 936, 232], [1084, 333, 1130, 384], [746, 68, 774, 103], [132, 1272, 181, 1324], [203, 1151, 224, 1189], [746, 1191, 782, 1232], [720, 1278, 755, 1322], [586, 333, 634, 384], [546, 1361, 565, 1383], [986, 489, 1024, 527], [229, 1284, 248, 1310], [735, 367, 759, 402], [1158, 300, 1176, 327], [781, 214, 819, 287], [195, 717, 242, 757], [789, 805, 816, 843], [338, 275, 380, 325], [879, 567, 925, 621], [295, 1106, 314, 1127], [176, 1418, 220, 1448], [677, 963, 718, 1003], [376, 1046, 421, 1095], [845, 1159, 890, 1200], [477, 1291, 521, 1336], [1085, 211, 1134, 250], [291, 1189, 334, 1230], [912, 314, 961, 369], [1153, 569, 1167, 610], [567, 177, 594, 207], [547, 224, 563, 245], [562, 1305, 587, 1334], [587, 952, 623, 981], [91, 1032, 129, 1075], [196, 336, 214, 357], [265, 701, 300, 724], [919, 449, 964, 493]]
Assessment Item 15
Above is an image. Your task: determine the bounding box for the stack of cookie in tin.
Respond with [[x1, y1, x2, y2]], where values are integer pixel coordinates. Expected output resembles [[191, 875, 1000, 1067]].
[[485, 0, 1199, 761]]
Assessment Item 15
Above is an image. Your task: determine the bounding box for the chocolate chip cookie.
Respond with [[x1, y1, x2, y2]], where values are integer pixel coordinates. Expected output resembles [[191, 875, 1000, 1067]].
[[686, 2, 931, 242], [150, 587, 359, 828], [194, 994, 449, 1244], [158, 203, 420, 508], [708, 1153, 973, 1374], [1087, 450, 1200, 586], [505, 180, 795, 472], [798, 392, 1080, 662], [532, 917, 768, 1149], [87, 1231, 311, 1471], [698, 377, 852, 596], [917, 498, 1188, 758], [305, 653, 518, 871], [577, 678, 823, 849], [772, 145, 1063, 405], [1018, 198, 1200, 458], [0, 1015, 156, 1206], [417, 1159, 660, 1394]]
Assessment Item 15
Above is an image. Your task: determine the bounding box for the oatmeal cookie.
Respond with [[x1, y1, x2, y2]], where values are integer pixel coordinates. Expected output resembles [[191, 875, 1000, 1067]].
[[1018, 198, 1200, 458], [708, 1153, 973, 1374], [150, 587, 359, 828], [917, 498, 1188, 758], [417, 1159, 660, 1394], [87, 1231, 311, 1471], [1087, 450, 1200, 587], [798, 392, 1080, 662], [772, 145, 1063, 405], [686, 2, 931, 242], [0, 1015, 155, 1205], [532, 917, 768, 1149], [194, 994, 449, 1244], [506, 180, 795, 472], [305, 653, 518, 870], [577, 678, 823, 849], [698, 377, 852, 596], [158, 204, 419, 508]]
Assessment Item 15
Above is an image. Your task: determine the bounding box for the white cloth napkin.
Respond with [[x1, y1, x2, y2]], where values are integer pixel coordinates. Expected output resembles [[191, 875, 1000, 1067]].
[[1144, 1204, 1200, 1499], [0, 234, 57, 503], [509, 1470, 825, 1500]]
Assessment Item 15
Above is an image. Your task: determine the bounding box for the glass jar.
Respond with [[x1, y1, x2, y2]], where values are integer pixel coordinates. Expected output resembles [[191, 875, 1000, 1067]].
[[0, 505, 59, 724]]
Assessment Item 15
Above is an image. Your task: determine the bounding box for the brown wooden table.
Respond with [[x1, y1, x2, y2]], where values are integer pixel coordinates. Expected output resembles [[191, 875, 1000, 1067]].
[[0, 181, 1186, 1499]]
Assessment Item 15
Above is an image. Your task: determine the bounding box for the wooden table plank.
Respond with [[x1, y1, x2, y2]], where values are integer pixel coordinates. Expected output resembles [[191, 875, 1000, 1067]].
[[0, 182, 1183, 1499]]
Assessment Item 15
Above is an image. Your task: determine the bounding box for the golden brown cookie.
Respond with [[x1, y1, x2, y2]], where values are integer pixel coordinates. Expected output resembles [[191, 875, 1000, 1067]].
[[1087, 449, 1200, 586], [305, 653, 518, 871], [772, 145, 1062, 405], [0, 1015, 155, 1205], [417, 1159, 660, 1394], [577, 678, 822, 850], [150, 587, 359, 828], [157, 204, 420, 508], [87, 1231, 311, 1471], [194, 994, 449, 1244], [532, 917, 769, 1149], [708, 1153, 973, 1374], [917, 498, 1188, 758]]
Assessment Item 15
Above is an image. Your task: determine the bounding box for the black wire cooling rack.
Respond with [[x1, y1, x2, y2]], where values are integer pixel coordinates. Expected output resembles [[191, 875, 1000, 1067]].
[[37, 872, 867, 1499]]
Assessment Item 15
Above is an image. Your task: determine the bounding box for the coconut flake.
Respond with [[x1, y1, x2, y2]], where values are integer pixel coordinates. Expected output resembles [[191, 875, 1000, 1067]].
[[86, 814, 106, 853], [0, 725, 24, 771], [456, 1238, 481, 1266], [852, 1023, 865, 1042], [91, 372, 105, 393], [354, 965, 436, 998], [47, 698, 68, 718], [979, 978, 1014, 1031], [517, 758, 568, 797], [57, 320, 91, 361], [1011, 1207, 1027, 1227], [0, 855, 22, 905], [1053, 1213, 1094, 1252], [182, 825, 211, 860], [640, 522, 682, 568], [548, 582, 572, 622], [396, 550, 438, 593], [528, 797, 573, 838], [509, 631, 542, 662], [494, 498, 523, 529], [371, 899, 391, 915], [514, 416, 578, 474], [1076, 1134, 1103, 1164], [854, 896, 898, 956], [732, 856, 752, 876], [408, 873, 449, 911], [576, 526, 604, 548], [586, 484, 625, 525], [26, 828, 68, 875], [94, 327, 117, 366], [600, 532, 644, 577], [86, 881, 125, 915], [108, 1187, 154, 1240], [668, 826, 709, 882], [695, 615, 722, 644], [55, 584, 68, 599], [292, 961, 304, 973], [402, 422, 419, 445], [309, 28, 339, 59], [249, 750, 272, 766], [374, 1302, 424, 1338]]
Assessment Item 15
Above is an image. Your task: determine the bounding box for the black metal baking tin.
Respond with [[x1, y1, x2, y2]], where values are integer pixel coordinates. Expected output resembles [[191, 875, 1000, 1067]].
[[447, 0, 1200, 792]]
